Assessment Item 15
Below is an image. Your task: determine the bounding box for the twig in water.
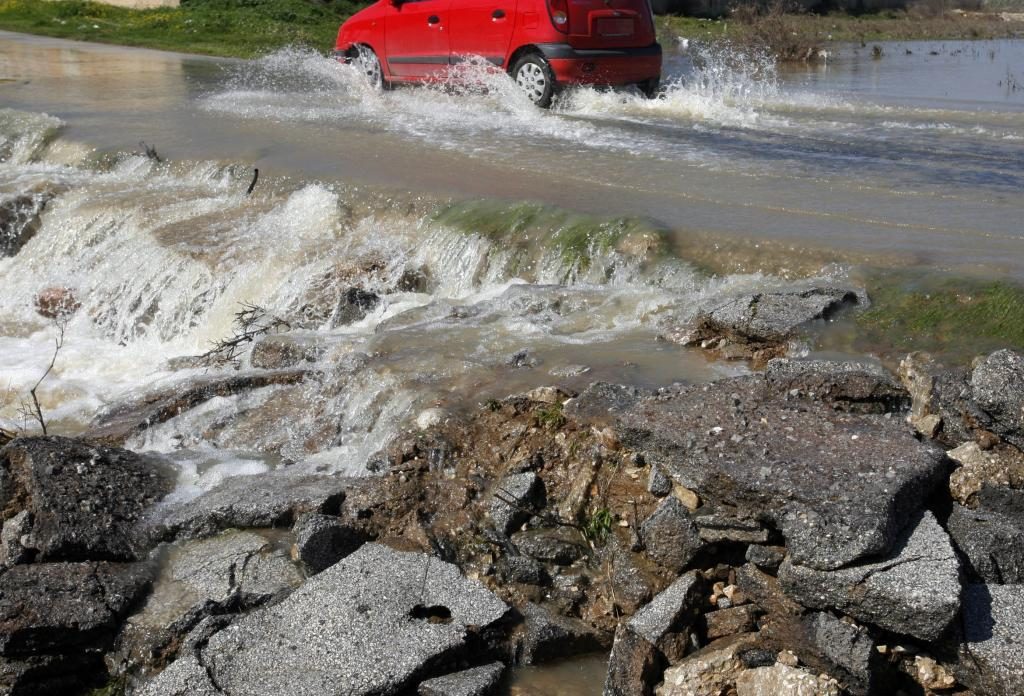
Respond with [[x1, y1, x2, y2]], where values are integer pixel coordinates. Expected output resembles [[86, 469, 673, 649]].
[[18, 317, 66, 436], [193, 302, 290, 368], [246, 168, 259, 196], [139, 141, 163, 163]]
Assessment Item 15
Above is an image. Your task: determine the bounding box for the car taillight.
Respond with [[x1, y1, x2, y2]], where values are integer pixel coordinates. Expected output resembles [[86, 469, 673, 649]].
[[547, 0, 569, 33]]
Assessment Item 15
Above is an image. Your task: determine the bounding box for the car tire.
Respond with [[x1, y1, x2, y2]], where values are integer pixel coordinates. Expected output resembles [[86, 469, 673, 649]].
[[350, 45, 384, 90], [512, 53, 557, 108], [638, 76, 660, 99]]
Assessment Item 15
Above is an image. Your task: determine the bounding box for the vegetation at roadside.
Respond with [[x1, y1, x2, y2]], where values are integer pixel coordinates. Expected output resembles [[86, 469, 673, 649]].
[[853, 274, 1024, 362], [0, 0, 370, 58]]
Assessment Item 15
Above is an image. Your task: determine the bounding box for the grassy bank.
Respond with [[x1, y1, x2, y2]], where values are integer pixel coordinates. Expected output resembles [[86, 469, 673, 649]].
[[0, 0, 1022, 60], [0, 0, 368, 58]]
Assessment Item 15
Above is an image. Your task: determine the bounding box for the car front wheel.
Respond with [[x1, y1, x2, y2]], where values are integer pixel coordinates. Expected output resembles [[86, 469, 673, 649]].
[[512, 54, 556, 108], [350, 45, 384, 90]]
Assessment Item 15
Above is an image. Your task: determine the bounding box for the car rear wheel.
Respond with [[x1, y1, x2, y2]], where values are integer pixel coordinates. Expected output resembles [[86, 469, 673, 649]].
[[350, 45, 383, 90], [638, 76, 660, 99], [512, 54, 556, 108]]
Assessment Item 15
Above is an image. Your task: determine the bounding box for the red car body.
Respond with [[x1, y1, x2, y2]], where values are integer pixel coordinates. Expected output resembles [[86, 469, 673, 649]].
[[334, 0, 662, 103]]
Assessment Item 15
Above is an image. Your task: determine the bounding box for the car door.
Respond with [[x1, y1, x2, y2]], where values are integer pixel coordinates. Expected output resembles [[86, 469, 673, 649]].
[[385, 0, 452, 79], [448, 0, 518, 67]]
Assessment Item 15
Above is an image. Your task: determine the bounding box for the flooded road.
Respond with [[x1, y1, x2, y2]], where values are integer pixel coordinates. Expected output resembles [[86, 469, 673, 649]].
[[2, 31, 1023, 275]]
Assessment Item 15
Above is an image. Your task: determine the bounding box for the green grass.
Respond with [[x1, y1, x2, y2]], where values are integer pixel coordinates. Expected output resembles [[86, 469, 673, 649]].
[[854, 274, 1024, 362], [583, 507, 614, 544], [535, 402, 566, 430], [0, 0, 369, 58]]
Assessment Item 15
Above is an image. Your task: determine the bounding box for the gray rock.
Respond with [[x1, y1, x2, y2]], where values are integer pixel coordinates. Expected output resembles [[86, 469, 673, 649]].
[[639, 496, 702, 572], [706, 605, 760, 640], [0, 561, 151, 695], [745, 545, 786, 571], [511, 527, 587, 566], [418, 662, 506, 696], [619, 375, 951, 570], [292, 512, 367, 575], [778, 511, 960, 642], [0, 436, 173, 562], [765, 358, 909, 414], [0, 192, 49, 257], [506, 349, 541, 369], [606, 542, 653, 615], [666, 287, 861, 361], [490, 472, 542, 536], [249, 334, 325, 369], [733, 663, 841, 696], [496, 555, 548, 586], [333, 287, 380, 327], [516, 603, 605, 665], [971, 349, 1024, 448], [947, 503, 1024, 583], [603, 573, 704, 696], [146, 471, 348, 543], [955, 584, 1024, 696], [897, 352, 980, 445], [134, 653, 223, 696], [564, 382, 648, 423], [646, 465, 672, 498], [114, 531, 301, 673], [695, 515, 769, 544], [142, 544, 508, 696], [806, 612, 875, 695], [0, 510, 33, 566]]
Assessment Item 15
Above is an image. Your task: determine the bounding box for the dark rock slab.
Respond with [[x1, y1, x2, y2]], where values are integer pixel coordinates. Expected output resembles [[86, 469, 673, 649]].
[[87, 369, 308, 446], [971, 349, 1024, 449], [333, 287, 380, 327], [778, 512, 960, 642], [955, 583, 1024, 696], [665, 287, 861, 363], [490, 472, 543, 536], [145, 472, 348, 544], [292, 512, 367, 575], [745, 545, 786, 571], [516, 603, 605, 665], [706, 605, 759, 640], [947, 503, 1024, 584], [0, 436, 173, 562], [765, 358, 910, 414], [418, 662, 506, 696], [694, 514, 768, 544], [141, 543, 508, 696], [805, 612, 876, 695], [603, 573, 704, 696], [496, 555, 548, 586], [619, 375, 951, 570], [638, 496, 702, 572], [0, 192, 49, 258]]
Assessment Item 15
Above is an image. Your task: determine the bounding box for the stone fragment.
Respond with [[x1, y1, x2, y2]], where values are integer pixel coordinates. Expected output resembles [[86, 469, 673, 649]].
[[619, 375, 951, 570], [0, 192, 50, 258], [639, 496, 702, 572], [744, 545, 786, 571], [516, 603, 605, 665], [511, 527, 586, 566], [604, 573, 704, 696], [947, 442, 1024, 506], [496, 555, 548, 586], [971, 349, 1024, 448], [563, 382, 647, 423], [778, 512, 960, 642], [142, 544, 508, 696], [418, 662, 506, 696], [706, 605, 759, 640], [249, 334, 324, 369], [606, 542, 653, 615], [903, 655, 956, 692], [694, 515, 769, 544], [805, 612, 875, 695], [145, 472, 348, 543], [0, 510, 32, 566], [333, 286, 380, 326], [947, 503, 1024, 583], [955, 584, 1024, 696], [0, 436, 173, 562], [734, 663, 841, 696], [647, 465, 671, 497], [292, 512, 367, 575], [655, 633, 759, 696], [490, 472, 542, 535]]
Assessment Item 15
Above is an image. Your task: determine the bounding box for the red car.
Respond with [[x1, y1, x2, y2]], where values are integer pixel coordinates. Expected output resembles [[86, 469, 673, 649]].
[[333, 0, 662, 107]]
